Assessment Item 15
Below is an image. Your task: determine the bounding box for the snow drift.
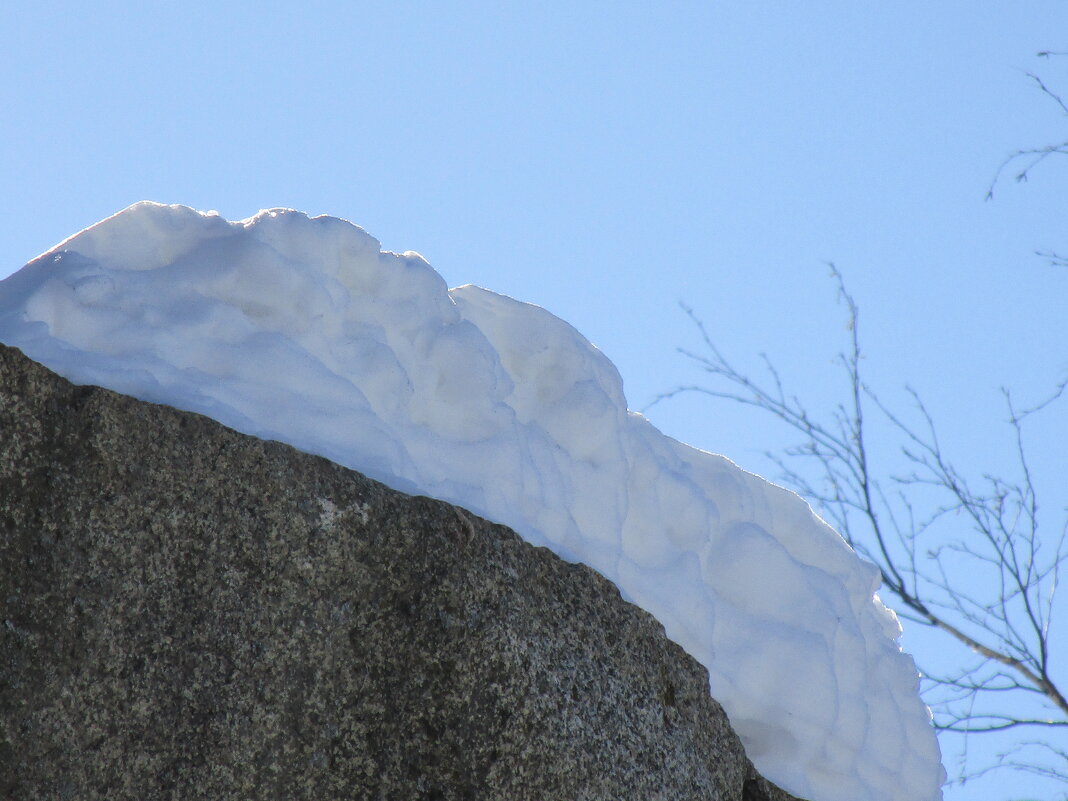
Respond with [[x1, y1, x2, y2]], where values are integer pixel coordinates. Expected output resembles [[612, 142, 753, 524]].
[[0, 203, 944, 801]]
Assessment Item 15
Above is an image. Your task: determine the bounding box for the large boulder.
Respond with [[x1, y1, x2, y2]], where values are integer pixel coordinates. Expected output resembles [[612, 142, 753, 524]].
[[0, 343, 798, 801]]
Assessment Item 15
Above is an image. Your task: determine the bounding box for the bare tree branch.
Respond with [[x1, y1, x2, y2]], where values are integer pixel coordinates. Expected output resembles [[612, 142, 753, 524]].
[[654, 267, 1068, 794], [987, 70, 1068, 199], [1035, 249, 1068, 266]]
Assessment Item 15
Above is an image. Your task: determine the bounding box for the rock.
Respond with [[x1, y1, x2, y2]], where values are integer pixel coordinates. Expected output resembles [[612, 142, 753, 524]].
[[0, 343, 801, 801]]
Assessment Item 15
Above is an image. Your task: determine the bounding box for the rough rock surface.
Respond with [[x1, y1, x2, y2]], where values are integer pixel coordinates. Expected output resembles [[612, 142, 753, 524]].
[[0, 343, 801, 801]]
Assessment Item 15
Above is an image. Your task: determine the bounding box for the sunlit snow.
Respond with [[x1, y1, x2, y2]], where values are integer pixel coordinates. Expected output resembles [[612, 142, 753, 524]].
[[0, 202, 945, 801]]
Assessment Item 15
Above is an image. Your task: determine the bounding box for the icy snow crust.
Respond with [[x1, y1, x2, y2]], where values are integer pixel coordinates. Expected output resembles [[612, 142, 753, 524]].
[[0, 203, 944, 801]]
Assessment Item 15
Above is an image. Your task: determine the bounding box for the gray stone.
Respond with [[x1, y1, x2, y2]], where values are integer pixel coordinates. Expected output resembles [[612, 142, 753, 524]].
[[0, 343, 801, 801]]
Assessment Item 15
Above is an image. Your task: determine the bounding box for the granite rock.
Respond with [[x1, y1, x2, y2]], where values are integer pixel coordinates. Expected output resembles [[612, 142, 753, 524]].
[[0, 343, 800, 801]]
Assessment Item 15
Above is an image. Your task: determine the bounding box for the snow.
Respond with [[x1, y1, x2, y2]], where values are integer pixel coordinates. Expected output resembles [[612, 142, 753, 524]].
[[0, 202, 945, 801]]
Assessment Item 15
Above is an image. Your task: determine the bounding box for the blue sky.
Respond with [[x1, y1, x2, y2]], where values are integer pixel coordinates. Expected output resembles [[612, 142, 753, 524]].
[[3, 3, 1066, 798]]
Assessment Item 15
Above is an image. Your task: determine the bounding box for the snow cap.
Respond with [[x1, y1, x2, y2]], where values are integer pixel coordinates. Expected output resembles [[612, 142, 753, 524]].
[[0, 202, 945, 801]]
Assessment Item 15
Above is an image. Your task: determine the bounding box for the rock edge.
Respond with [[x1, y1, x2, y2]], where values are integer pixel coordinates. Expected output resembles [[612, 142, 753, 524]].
[[0, 343, 800, 801]]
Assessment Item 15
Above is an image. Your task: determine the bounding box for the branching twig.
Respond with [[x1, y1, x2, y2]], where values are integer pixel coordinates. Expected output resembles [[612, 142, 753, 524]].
[[987, 67, 1068, 199], [654, 267, 1068, 794]]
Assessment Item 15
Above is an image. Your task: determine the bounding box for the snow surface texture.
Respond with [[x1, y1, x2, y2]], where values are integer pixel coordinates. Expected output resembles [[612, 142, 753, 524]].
[[0, 203, 944, 801]]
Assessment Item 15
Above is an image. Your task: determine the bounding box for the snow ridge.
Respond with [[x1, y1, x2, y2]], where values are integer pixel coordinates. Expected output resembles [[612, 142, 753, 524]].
[[0, 202, 944, 801]]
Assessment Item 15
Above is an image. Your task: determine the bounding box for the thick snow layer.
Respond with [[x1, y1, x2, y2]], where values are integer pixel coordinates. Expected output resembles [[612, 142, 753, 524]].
[[0, 203, 944, 801]]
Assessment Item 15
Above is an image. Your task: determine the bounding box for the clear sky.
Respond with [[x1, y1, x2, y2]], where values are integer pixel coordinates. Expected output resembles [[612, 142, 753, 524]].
[[3, 3, 1066, 798]]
